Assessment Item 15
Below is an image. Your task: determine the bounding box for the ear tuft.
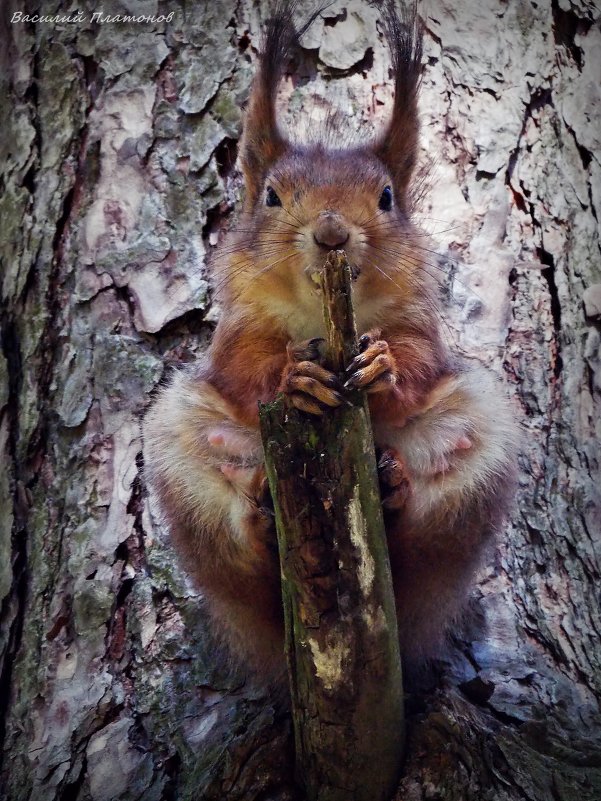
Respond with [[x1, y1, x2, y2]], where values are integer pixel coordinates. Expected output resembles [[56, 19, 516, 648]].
[[373, 1, 423, 207], [239, 2, 323, 209]]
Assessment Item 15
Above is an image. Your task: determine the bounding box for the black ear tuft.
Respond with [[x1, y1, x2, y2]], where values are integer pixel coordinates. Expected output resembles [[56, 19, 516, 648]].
[[373, 1, 423, 207], [239, 2, 324, 209]]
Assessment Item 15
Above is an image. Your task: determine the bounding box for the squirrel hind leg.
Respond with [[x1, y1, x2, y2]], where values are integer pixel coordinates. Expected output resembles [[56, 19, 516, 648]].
[[380, 367, 517, 668], [207, 576, 287, 687], [392, 541, 487, 670]]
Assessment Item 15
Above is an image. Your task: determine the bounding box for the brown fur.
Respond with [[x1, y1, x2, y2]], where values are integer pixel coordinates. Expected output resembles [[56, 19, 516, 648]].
[[143, 1, 516, 683]]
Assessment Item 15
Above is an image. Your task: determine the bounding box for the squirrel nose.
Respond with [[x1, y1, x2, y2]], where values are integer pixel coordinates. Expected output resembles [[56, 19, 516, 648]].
[[313, 212, 349, 249]]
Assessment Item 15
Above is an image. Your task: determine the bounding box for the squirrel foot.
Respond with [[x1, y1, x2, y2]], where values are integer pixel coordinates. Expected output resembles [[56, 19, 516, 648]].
[[427, 434, 473, 477], [241, 468, 278, 560], [207, 427, 277, 558], [377, 447, 411, 510], [345, 329, 396, 393], [279, 338, 344, 415]]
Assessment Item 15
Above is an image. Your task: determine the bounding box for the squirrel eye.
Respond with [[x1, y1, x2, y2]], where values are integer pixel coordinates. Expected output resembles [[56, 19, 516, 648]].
[[378, 185, 393, 212], [265, 186, 282, 207]]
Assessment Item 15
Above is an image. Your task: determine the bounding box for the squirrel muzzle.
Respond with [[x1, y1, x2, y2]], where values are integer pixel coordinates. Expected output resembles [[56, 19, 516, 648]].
[[313, 211, 350, 249]]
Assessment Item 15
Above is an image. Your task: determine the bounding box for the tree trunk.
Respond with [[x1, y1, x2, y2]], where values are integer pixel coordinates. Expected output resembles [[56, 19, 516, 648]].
[[0, 1, 599, 800]]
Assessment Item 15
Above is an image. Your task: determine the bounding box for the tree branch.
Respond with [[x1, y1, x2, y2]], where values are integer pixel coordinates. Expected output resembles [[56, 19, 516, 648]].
[[259, 250, 405, 801]]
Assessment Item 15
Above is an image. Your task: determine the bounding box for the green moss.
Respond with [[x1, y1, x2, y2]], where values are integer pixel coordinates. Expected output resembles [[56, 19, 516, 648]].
[[211, 91, 242, 138], [73, 580, 113, 635], [0, 187, 31, 300], [93, 335, 162, 413]]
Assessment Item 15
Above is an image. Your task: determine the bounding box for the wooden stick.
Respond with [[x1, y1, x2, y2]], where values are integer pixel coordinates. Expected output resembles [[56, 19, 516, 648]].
[[259, 250, 405, 801]]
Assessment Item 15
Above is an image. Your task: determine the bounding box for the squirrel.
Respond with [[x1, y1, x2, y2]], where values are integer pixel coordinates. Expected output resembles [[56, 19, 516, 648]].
[[143, 1, 516, 683]]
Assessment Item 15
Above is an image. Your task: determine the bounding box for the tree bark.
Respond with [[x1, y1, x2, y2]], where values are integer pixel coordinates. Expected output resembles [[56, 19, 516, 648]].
[[259, 252, 404, 801], [0, 1, 600, 800]]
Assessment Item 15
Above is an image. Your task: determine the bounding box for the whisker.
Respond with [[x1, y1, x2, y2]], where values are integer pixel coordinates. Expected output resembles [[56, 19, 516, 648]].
[[211, 248, 290, 294], [361, 254, 456, 347], [367, 249, 458, 302], [366, 240, 486, 305], [210, 239, 302, 258], [224, 223, 300, 235], [224, 250, 300, 307], [208, 248, 293, 295], [363, 221, 460, 238], [227, 217, 301, 232]]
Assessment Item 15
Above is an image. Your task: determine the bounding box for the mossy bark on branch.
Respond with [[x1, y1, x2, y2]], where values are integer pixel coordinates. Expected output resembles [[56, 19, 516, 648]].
[[259, 251, 404, 801]]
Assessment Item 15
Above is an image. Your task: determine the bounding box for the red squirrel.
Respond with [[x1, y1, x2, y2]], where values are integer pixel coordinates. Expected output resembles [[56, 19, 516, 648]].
[[144, 1, 516, 681]]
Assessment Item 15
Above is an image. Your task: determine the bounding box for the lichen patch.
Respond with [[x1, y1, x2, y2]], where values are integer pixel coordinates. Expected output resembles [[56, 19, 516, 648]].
[[348, 484, 375, 597], [307, 633, 350, 691]]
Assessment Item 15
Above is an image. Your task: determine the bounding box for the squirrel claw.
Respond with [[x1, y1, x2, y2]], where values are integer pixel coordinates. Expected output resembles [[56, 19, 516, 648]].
[[345, 331, 396, 393], [358, 329, 381, 352], [344, 353, 395, 391], [288, 338, 325, 364], [279, 350, 342, 414], [288, 393, 325, 416], [287, 375, 343, 407], [377, 447, 411, 510]]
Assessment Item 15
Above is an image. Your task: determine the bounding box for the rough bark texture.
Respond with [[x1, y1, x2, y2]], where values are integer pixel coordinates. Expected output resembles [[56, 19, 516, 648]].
[[0, 1, 599, 800], [259, 252, 404, 801]]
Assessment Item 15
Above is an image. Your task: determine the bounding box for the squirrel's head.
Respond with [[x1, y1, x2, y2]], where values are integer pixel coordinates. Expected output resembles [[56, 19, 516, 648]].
[[221, 1, 428, 325]]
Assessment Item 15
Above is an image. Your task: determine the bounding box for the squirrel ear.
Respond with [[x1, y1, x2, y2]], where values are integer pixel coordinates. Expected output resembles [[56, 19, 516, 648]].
[[239, 6, 290, 208], [373, 1, 423, 206], [239, 2, 323, 208]]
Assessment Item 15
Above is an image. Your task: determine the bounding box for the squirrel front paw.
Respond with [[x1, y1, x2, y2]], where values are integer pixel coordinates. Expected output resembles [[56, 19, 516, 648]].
[[278, 338, 344, 416], [345, 329, 397, 393]]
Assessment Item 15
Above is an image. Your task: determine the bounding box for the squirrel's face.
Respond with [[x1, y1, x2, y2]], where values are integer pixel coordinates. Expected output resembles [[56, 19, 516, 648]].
[[223, 147, 424, 328], [262, 149, 394, 276], [219, 1, 425, 332]]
